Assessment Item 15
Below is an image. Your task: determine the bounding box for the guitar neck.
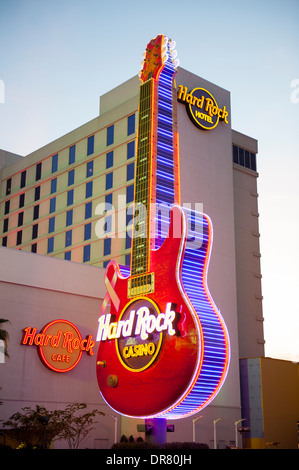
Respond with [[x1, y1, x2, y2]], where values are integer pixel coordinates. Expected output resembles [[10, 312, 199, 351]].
[[130, 36, 179, 281], [130, 79, 154, 277]]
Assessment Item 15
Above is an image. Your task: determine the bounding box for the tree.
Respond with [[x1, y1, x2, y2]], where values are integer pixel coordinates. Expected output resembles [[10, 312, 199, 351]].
[[56, 403, 104, 449], [2, 405, 64, 448], [2, 403, 104, 449]]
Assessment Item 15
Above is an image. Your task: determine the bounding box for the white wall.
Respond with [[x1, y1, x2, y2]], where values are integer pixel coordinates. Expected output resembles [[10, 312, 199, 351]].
[[0, 247, 118, 449]]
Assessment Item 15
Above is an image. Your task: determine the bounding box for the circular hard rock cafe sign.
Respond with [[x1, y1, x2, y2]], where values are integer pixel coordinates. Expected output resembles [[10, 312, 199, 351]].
[[22, 319, 95, 373]]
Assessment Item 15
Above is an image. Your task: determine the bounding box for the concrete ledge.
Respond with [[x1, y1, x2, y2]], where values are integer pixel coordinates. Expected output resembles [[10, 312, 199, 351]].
[[0, 246, 105, 299]]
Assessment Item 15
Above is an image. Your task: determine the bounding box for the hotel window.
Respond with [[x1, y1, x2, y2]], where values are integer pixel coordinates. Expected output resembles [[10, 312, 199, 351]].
[[66, 209, 73, 226], [105, 172, 113, 190], [36, 162, 42, 181], [48, 236, 54, 253], [86, 160, 93, 177], [128, 114, 135, 136], [86, 181, 93, 198], [107, 125, 114, 146], [51, 178, 57, 194], [104, 237, 111, 256], [126, 184, 134, 203], [52, 154, 58, 173], [127, 141, 135, 159], [3, 218, 8, 233], [31, 243, 37, 253], [250, 153, 256, 171], [126, 231, 132, 249], [84, 222, 91, 240], [50, 197, 56, 213], [106, 151, 113, 169], [16, 230, 22, 246], [126, 209, 133, 226], [18, 211, 24, 227], [232, 145, 238, 163], [34, 186, 40, 201], [127, 162, 135, 181], [4, 200, 10, 215], [6, 178, 11, 195], [68, 169, 75, 186], [65, 251, 71, 261], [125, 253, 131, 267], [33, 204, 39, 220], [65, 230, 72, 247], [104, 215, 112, 233], [2, 236, 7, 247], [69, 145, 76, 165], [67, 189, 73, 206], [83, 244, 90, 262], [19, 193, 25, 208], [32, 224, 38, 239], [105, 193, 112, 210], [85, 201, 92, 219], [87, 135, 94, 156], [20, 170, 26, 188], [49, 217, 55, 233]]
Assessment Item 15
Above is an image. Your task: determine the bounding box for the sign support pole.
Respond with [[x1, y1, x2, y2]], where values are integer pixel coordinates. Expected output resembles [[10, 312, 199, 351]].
[[145, 418, 167, 446]]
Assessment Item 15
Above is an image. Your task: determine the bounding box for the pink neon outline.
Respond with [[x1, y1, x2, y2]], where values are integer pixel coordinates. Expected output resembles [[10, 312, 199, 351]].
[[38, 319, 83, 373]]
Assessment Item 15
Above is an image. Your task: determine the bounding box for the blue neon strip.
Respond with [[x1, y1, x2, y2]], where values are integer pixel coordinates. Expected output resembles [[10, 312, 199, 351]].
[[118, 264, 130, 277], [162, 208, 229, 419], [155, 47, 176, 249]]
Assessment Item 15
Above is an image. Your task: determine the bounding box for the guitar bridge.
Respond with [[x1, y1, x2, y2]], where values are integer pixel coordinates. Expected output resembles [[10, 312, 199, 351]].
[[128, 273, 155, 298]]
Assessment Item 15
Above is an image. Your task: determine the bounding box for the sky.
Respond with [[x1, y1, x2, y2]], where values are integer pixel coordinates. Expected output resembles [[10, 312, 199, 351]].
[[0, 0, 298, 362]]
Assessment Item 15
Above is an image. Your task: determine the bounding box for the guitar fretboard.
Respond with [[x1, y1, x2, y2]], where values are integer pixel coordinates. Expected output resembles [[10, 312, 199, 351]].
[[130, 79, 153, 277]]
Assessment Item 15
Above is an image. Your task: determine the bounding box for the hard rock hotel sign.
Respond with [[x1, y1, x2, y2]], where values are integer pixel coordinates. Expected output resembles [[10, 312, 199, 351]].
[[177, 84, 229, 131]]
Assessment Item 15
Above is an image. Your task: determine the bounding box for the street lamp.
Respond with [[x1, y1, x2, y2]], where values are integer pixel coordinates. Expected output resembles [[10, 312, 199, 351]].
[[107, 414, 118, 444], [192, 416, 203, 442], [213, 418, 223, 449], [234, 419, 246, 449]]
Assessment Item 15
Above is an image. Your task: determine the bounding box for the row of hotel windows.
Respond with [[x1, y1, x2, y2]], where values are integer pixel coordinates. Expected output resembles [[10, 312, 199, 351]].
[[1, 235, 113, 264], [2, 181, 134, 245], [3, 142, 135, 220], [2, 169, 135, 232], [4, 114, 136, 197], [233, 145, 257, 171], [2, 232, 128, 266]]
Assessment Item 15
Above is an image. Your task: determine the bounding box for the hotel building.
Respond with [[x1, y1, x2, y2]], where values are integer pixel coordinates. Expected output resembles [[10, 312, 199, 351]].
[[1, 65, 298, 449]]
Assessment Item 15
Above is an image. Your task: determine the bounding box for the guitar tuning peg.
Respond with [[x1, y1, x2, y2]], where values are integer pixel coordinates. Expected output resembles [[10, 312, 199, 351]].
[[174, 58, 180, 67], [169, 40, 176, 50]]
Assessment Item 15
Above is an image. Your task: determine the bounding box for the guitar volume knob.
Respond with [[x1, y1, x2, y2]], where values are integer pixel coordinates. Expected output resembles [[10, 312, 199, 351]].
[[107, 375, 118, 388]]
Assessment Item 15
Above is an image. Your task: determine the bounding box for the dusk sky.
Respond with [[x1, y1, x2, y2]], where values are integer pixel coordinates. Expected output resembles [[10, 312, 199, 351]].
[[1, 0, 298, 362]]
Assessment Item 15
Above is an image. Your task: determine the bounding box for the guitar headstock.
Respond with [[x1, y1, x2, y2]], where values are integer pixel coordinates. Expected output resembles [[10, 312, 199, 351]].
[[139, 34, 179, 82]]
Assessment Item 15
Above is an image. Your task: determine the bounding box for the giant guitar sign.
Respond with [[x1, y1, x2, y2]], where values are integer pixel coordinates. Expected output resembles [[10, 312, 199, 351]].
[[96, 35, 230, 419]]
